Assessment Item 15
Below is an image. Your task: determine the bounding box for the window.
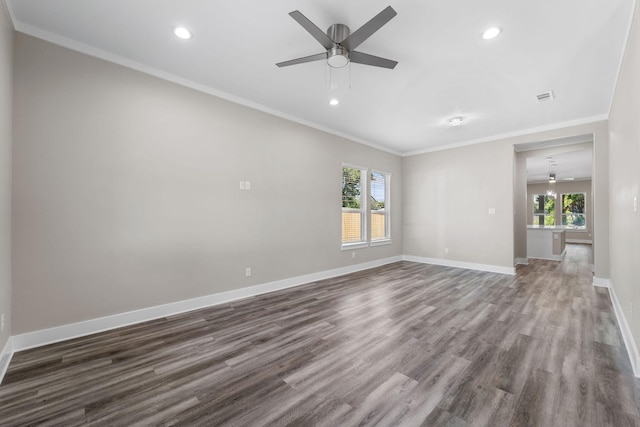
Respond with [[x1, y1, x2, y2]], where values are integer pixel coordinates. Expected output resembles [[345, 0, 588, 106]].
[[342, 165, 367, 245], [562, 193, 586, 229], [370, 171, 390, 241], [533, 194, 555, 226], [341, 165, 391, 248]]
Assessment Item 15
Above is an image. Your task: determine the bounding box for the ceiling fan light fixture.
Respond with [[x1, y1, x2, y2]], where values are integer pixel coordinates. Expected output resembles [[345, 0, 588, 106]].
[[173, 26, 192, 40], [481, 26, 502, 40], [276, 7, 397, 69], [327, 47, 350, 68]]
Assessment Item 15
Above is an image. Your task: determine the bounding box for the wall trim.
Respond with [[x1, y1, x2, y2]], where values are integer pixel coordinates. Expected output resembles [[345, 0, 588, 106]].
[[402, 255, 515, 275], [527, 252, 566, 262], [401, 115, 608, 156], [606, 282, 640, 378], [11, 256, 403, 352], [0, 337, 13, 384], [515, 258, 529, 266], [566, 239, 593, 244], [593, 277, 611, 288]]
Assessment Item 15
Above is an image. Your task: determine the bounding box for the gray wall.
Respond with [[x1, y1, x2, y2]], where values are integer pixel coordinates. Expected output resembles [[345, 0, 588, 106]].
[[0, 4, 13, 352], [609, 2, 640, 356], [527, 180, 593, 242], [403, 122, 608, 273], [12, 34, 402, 334], [402, 140, 514, 268]]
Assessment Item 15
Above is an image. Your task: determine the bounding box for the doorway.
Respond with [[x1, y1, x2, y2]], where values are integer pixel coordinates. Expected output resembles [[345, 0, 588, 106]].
[[513, 135, 594, 267]]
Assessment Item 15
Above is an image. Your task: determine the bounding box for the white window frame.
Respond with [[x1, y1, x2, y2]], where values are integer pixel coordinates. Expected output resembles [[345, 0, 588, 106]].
[[341, 164, 368, 249], [341, 164, 392, 250], [370, 169, 391, 246]]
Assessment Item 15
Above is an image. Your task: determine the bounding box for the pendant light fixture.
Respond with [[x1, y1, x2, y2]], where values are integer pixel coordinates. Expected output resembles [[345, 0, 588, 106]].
[[546, 157, 557, 198]]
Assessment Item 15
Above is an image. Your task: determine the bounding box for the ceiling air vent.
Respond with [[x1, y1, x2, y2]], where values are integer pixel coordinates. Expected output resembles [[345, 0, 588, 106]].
[[537, 91, 554, 102]]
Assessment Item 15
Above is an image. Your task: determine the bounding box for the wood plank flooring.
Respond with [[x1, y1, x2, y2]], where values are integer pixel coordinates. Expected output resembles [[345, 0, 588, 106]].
[[1, 244, 639, 426]]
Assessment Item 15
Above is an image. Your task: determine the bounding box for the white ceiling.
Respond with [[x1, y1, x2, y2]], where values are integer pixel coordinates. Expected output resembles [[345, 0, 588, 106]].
[[526, 149, 593, 184], [6, 0, 636, 155]]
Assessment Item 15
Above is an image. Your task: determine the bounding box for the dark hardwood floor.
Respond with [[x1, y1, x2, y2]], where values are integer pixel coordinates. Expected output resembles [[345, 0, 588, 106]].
[[1, 244, 639, 426]]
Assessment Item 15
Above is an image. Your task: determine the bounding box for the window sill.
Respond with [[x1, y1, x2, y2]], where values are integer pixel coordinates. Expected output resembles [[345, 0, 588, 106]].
[[370, 239, 392, 247], [341, 242, 368, 251]]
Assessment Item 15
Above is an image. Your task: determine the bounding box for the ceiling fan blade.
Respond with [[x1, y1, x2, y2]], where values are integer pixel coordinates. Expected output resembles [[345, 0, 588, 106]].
[[288, 10, 335, 50], [350, 51, 397, 69], [341, 6, 397, 51], [276, 52, 327, 67]]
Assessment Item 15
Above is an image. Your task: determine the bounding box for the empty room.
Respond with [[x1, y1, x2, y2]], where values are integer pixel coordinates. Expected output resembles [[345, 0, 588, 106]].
[[1, 0, 639, 426]]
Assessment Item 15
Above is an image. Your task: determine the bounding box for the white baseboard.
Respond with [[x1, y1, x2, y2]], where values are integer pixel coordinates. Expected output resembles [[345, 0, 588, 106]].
[[566, 239, 593, 244], [593, 277, 611, 288], [11, 256, 403, 353], [402, 255, 515, 276], [607, 282, 640, 378], [515, 258, 529, 266], [4, 254, 635, 387], [0, 337, 13, 383]]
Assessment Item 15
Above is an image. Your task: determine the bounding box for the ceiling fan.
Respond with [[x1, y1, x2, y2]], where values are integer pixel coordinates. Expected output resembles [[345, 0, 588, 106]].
[[276, 6, 398, 70]]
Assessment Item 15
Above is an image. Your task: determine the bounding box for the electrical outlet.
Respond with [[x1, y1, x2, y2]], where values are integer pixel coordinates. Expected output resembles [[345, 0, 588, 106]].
[[352, 252, 356, 259], [240, 181, 245, 190], [245, 181, 251, 190], [444, 248, 449, 254], [245, 267, 251, 277]]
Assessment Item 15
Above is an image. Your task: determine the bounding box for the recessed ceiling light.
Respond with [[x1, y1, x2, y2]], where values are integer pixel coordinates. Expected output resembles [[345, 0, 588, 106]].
[[481, 26, 502, 40], [329, 99, 340, 106], [449, 117, 463, 126], [173, 26, 192, 40]]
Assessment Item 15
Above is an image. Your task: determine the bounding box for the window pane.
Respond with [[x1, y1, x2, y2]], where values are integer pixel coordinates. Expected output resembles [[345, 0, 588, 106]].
[[533, 195, 544, 214], [342, 211, 362, 242], [342, 166, 366, 244], [532, 194, 555, 225], [562, 213, 586, 227], [562, 193, 586, 228], [370, 172, 385, 211], [370, 172, 387, 240], [562, 193, 585, 214], [342, 167, 361, 208], [371, 212, 386, 240]]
